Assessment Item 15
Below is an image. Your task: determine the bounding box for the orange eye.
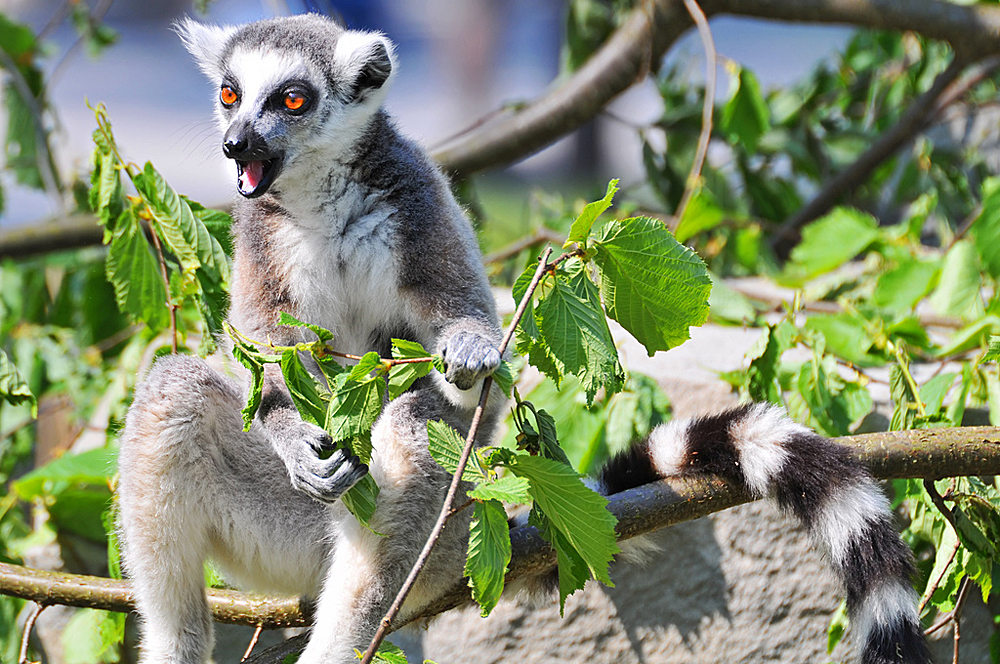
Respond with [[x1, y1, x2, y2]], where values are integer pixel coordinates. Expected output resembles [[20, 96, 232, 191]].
[[284, 91, 306, 111], [220, 86, 238, 106]]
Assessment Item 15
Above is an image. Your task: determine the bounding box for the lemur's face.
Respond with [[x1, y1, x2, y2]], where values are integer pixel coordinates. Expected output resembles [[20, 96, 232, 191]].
[[177, 16, 395, 199]]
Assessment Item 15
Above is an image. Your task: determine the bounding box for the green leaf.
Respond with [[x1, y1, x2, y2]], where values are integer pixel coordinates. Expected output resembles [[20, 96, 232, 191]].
[[367, 640, 408, 664], [492, 360, 515, 396], [784, 207, 880, 284], [533, 260, 624, 404], [325, 370, 385, 463], [342, 473, 380, 526], [227, 323, 281, 430], [465, 499, 513, 616], [468, 475, 532, 503], [388, 339, 433, 400], [426, 419, 487, 482], [720, 66, 769, 152], [872, 258, 940, 312], [592, 216, 712, 355], [279, 311, 334, 342], [565, 179, 618, 246], [13, 447, 117, 500], [280, 349, 327, 427], [674, 188, 727, 244], [0, 349, 36, 417], [982, 336, 1000, 364], [134, 162, 230, 284], [928, 239, 984, 320], [105, 207, 169, 331], [62, 609, 124, 664], [505, 454, 618, 591], [972, 176, 1000, 278]]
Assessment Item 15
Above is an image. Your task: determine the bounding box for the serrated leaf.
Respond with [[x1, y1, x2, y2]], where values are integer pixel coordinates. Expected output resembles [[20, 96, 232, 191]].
[[134, 162, 230, 285], [342, 473, 379, 526], [279, 311, 334, 342], [505, 454, 618, 591], [105, 207, 169, 331], [388, 339, 433, 400], [468, 475, 532, 503], [348, 351, 384, 381], [325, 371, 385, 460], [465, 499, 512, 617], [533, 261, 624, 404], [492, 360, 515, 396], [0, 349, 36, 417], [227, 324, 276, 430], [592, 216, 711, 355], [368, 641, 408, 664], [566, 179, 618, 246], [427, 420, 487, 482], [982, 336, 1000, 364], [280, 349, 327, 426]]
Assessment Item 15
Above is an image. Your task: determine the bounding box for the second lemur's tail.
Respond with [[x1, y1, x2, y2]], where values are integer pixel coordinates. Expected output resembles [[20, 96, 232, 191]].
[[598, 402, 930, 664]]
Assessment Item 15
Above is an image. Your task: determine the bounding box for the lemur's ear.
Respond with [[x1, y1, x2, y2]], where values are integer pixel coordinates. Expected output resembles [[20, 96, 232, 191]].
[[174, 17, 237, 79], [334, 31, 396, 102]]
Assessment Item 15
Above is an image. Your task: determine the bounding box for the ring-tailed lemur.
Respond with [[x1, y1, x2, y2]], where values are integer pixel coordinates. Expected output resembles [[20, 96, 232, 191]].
[[116, 14, 930, 664]]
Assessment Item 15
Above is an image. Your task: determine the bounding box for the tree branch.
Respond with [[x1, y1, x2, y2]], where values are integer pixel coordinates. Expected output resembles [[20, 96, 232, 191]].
[[1, 425, 999, 654], [770, 55, 1000, 255]]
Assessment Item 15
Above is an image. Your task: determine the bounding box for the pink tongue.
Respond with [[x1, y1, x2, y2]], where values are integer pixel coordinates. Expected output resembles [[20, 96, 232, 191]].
[[239, 161, 264, 191]]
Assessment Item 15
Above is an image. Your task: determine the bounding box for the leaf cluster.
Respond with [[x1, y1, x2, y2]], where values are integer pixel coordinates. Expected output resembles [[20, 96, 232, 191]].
[[89, 104, 232, 355]]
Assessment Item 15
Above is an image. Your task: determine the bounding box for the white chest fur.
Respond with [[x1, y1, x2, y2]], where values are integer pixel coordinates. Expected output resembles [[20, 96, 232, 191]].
[[272, 182, 405, 355]]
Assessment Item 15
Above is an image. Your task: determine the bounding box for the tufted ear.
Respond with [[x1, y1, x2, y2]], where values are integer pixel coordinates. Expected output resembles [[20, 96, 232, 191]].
[[174, 17, 238, 80], [334, 31, 396, 102]]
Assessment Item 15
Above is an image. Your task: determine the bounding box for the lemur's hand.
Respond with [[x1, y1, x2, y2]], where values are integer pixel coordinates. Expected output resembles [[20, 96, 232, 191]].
[[279, 421, 368, 503], [441, 331, 501, 391]]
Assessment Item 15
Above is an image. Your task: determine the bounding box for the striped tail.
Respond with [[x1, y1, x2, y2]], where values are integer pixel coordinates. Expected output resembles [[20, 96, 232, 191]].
[[598, 402, 931, 664]]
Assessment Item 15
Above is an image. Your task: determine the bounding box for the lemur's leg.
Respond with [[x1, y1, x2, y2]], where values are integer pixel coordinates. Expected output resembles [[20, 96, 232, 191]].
[[297, 387, 488, 664], [118, 354, 332, 664]]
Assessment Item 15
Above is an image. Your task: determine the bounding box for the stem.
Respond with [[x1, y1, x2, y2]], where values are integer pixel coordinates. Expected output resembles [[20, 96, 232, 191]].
[[241, 624, 264, 662], [147, 225, 178, 354], [359, 247, 554, 664], [18, 603, 45, 664], [672, 0, 716, 227]]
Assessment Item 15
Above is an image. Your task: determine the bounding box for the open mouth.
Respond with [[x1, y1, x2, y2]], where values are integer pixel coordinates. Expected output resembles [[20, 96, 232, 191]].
[[235, 157, 282, 198]]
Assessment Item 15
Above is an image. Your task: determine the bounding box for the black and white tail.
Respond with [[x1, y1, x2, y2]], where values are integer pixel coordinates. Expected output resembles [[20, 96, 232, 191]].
[[597, 402, 931, 664]]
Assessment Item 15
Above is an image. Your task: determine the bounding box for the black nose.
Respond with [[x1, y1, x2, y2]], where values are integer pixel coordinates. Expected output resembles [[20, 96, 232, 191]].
[[223, 136, 248, 159]]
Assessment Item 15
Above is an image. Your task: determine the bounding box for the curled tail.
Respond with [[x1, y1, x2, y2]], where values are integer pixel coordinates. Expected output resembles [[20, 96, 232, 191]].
[[598, 402, 931, 664]]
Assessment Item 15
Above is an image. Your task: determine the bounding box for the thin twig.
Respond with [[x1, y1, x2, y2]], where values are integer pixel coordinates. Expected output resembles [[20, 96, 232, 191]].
[[484, 227, 566, 265], [18, 603, 45, 664], [672, 0, 716, 227], [241, 624, 264, 662], [952, 576, 971, 664], [359, 247, 554, 664], [918, 535, 960, 614]]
